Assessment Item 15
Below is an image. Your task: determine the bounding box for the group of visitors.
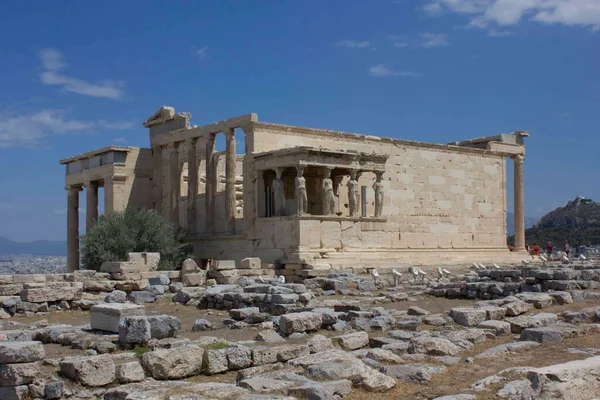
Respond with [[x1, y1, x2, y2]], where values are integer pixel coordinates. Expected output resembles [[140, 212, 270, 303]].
[[525, 241, 571, 259]]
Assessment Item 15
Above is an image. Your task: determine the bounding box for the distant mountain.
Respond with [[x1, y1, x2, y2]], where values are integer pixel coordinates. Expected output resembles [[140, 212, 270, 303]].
[[0, 236, 67, 256], [506, 213, 538, 236], [510, 197, 600, 247]]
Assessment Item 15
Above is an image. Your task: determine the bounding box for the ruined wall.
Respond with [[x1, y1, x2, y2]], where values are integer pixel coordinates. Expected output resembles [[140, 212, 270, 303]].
[[247, 123, 507, 252]]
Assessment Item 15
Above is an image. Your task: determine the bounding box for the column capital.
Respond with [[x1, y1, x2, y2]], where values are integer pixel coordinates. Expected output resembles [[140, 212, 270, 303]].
[[65, 184, 82, 192], [83, 181, 99, 189], [511, 154, 525, 163], [224, 127, 235, 138]]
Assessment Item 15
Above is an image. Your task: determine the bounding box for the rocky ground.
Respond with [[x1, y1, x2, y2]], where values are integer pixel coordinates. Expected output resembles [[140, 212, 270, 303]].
[[1, 265, 600, 400]]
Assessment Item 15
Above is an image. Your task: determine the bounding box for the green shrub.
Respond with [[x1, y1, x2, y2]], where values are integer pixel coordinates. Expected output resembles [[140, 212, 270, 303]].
[[82, 207, 192, 271], [132, 344, 151, 357], [207, 342, 229, 350]]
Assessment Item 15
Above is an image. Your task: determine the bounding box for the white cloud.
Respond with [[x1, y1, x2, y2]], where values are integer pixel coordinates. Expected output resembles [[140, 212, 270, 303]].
[[425, 0, 600, 30], [39, 49, 125, 99], [420, 33, 450, 47], [337, 40, 371, 48], [195, 46, 209, 61], [368, 64, 422, 78], [388, 35, 410, 48], [0, 109, 134, 149]]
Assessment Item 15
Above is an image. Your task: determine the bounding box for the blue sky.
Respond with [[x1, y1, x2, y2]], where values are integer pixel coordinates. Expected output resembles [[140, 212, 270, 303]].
[[0, 0, 599, 242]]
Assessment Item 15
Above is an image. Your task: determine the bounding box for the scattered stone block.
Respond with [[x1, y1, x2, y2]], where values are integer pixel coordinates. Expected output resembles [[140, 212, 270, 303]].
[[240, 257, 261, 269], [451, 308, 486, 327], [119, 316, 151, 344], [104, 290, 127, 303], [90, 303, 145, 333], [116, 361, 145, 383], [192, 319, 214, 332], [288, 380, 353, 400], [279, 312, 322, 335], [478, 320, 511, 336], [0, 341, 45, 364], [148, 315, 181, 339], [225, 345, 252, 370], [204, 349, 229, 375], [59, 354, 116, 387], [520, 327, 564, 343], [256, 330, 286, 343], [527, 355, 600, 399], [44, 381, 63, 399], [140, 345, 204, 379], [20, 283, 82, 303], [334, 331, 369, 350], [409, 337, 461, 356], [307, 334, 333, 353], [381, 364, 447, 383], [0, 362, 39, 386], [504, 302, 533, 317], [0, 385, 28, 400], [408, 306, 430, 316], [214, 260, 236, 270], [128, 291, 156, 304]]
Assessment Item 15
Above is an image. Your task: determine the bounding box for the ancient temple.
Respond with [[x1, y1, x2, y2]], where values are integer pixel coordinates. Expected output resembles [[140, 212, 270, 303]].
[[61, 106, 529, 275]]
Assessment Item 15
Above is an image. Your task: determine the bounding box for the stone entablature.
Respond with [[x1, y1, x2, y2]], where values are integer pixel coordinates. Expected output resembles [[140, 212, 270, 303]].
[[61, 106, 530, 273]]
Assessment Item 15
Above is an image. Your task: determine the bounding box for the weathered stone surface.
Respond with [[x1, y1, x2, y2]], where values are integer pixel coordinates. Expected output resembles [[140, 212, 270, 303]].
[[172, 287, 205, 304], [204, 349, 229, 375], [225, 345, 252, 370], [90, 303, 145, 333], [0, 362, 39, 386], [334, 331, 369, 350], [363, 348, 403, 364], [409, 337, 461, 356], [476, 341, 540, 358], [504, 301, 533, 317], [256, 329, 286, 343], [104, 290, 127, 303], [423, 316, 447, 326], [192, 319, 214, 332], [230, 307, 261, 321], [0, 385, 28, 400], [20, 283, 82, 303], [288, 380, 353, 400], [279, 312, 322, 335], [116, 361, 145, 383], [520, 327, 564, 343], [44, 381, 63, 399], [479, 306, 506, 320], [496, 379, 533, 399], [140, 345, 204, 379], [408, 306, 430, 316], [276, 344, 310, 362], [527, 356, 600, 399], [478, 320, 511, 336], [239, 376, 297, 394], [59, 354, 116, 387], [451, 308, 486, 327], [506, 313, 558, 334], [432, 395, 476, 400], [148, 315, 181, 339], [307, 334, 333, 353], [548, 291, 573, 305], [119, 316, 151, 344], [0, 341, 45, 363], [515, 293, 554, 309], [251, 346, 279, 366], [381, 364, 447, 383], [128, 290, 156, 304]]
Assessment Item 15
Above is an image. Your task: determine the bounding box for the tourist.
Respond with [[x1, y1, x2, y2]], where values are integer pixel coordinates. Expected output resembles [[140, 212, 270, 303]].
[[532, 243, 541, 256], [546, 242, 554, 258], [564, 241, 571, 258]]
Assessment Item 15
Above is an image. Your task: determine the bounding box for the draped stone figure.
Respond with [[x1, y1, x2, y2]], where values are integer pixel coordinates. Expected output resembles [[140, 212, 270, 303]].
[[373, 173, 384, 217], [348, 171, 360, 217], [273, 168, 286, 216], [295, 166, 307, 215], [322, 169, 336, 215]]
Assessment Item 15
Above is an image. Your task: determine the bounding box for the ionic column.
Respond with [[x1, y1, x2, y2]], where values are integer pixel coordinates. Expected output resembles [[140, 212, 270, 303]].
[[187, 138, 198, 234], [152, 145, 163, 212], [513, 155, 525, 250], [205, 134, 216, 233], [66, 185, 81, 272], [84, 181, 98, 235], [169, 142, 180, 225], [225, 128, 237, 233]]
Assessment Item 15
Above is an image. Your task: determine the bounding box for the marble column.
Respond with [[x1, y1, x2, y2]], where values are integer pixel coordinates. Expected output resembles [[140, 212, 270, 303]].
[[169, 142, 180, 225], [513, 155, 525, 251], [66, 185, 81, 272], [225, 128, 237, 233], [84, 181, 98, 235], [347, 170, 360, 217], [205, 134, 216, 233], [152, 145, 162, 212], [187, 138, 198, 234]]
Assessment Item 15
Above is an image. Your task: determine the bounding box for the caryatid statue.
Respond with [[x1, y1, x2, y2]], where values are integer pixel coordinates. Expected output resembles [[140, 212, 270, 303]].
[[348, 170, 360, 216], [295, 166, 307, 215], [373, 172, 384, 217], [272, 168, 286, 216], [322, 168, 336, 215]]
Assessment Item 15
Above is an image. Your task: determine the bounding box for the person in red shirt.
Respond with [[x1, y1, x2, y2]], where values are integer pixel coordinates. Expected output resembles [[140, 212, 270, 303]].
[[532, 243, 541, 256], [546, 242, 553, 258]]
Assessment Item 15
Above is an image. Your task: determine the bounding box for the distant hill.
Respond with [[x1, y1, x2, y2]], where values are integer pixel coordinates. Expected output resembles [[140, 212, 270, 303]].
[[509, 197, 600, 247], [0, 236, 67, 256], [506, 213, 538, 235]]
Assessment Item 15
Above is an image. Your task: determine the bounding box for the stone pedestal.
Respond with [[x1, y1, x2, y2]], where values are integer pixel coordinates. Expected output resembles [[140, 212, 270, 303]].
[[90, 303, 146, 333]]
